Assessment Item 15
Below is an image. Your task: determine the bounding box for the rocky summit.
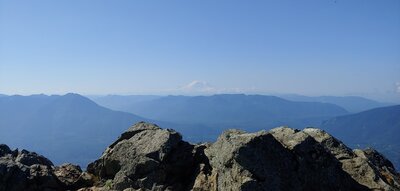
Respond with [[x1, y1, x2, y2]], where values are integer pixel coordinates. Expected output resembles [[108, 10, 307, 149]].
[[1, 122, 399, 191], [0, 144, 93, 191]]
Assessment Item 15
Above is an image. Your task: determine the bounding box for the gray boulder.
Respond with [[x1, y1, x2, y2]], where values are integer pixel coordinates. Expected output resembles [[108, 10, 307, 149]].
[[200, 128, 367, 191], [54, 163, 94, 189], [86, 122, 400, 191], [0, 144, 61, 191], [87, 122, 202, 191], [0, 144, 92, 191], [3, 122, 399, 191], [302, 128, 400, 190]]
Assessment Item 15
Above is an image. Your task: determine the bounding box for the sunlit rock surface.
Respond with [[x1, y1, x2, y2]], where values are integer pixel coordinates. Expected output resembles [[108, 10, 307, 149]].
[[1, 122, 399, 191]]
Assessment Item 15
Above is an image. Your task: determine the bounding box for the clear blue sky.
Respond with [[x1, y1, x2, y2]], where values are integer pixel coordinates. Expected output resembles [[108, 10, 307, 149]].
[[1, 0, 399, 102]]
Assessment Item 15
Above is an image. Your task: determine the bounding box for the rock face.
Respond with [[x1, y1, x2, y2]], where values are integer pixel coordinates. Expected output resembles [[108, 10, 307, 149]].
[[1, 122, 400, 191], [302, 128, 400, 190], [201, 129, 365, 191], [0, 145, 92, 191], [54, 163, 95, 190], [86, 122, 400, 191], [87, 122, 202, 190], [0, 144, 61, 191]]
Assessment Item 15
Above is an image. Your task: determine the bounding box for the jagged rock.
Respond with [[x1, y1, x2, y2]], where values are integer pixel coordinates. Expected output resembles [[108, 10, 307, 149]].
[[0, 145, 62, 191], [0, 144, 11, 157], [202, 128, 367, 191], [15, 149, 54, 167], [0, 145, 93, 191], [86, 122, 400, 191], [54, 163, 94, 189], [76, 186, 110, 191], [2, 122, 400, 191], [87, 122, 201, 191], [203, 129, 297, 190], [302, 128, 400, 190]]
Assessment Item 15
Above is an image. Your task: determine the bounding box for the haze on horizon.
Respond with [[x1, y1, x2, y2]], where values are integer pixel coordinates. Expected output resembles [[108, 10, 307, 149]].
[[0, 0, 399, 102]]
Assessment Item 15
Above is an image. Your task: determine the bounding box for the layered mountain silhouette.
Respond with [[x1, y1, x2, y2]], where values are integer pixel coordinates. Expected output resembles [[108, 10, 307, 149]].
[[279, 94, 389, 113], [91, 94, 400, 170], [89, 95, 161, 112], [321, 105, 400, 170], [1, 93, 398, 171], [0, 94, 222, 166], [92, 94, 349, 131], [0, 93, 147, 166]]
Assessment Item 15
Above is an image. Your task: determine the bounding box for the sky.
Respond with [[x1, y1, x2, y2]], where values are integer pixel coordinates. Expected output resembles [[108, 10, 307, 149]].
[[0, 0, 399, 102]]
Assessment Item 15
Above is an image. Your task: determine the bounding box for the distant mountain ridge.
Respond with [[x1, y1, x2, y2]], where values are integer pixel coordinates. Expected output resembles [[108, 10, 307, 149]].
[[90, 94, 400, 170], [0, 93, 147, 166], [89, 95, 161, 112], [92, 94, 349, 131], [279, 94, 390, 113], [2, 93, 398, 171]]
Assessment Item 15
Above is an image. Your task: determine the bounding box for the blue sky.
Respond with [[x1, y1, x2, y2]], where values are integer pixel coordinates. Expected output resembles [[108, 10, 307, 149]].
[[0, 0, 399, 102]]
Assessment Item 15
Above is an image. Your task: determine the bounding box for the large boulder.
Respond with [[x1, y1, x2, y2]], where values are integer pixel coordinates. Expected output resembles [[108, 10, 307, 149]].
[[86, 122, 400, 191], [199, 129, 298, 190], [54, 163, 94, 190], [2, 122, 399, 191], [302, 128, 400, 190], [199, 128, 368, 191], [0, 144, 61, 191], [87, 122, 202, 190], [0, 144, 91, 191]]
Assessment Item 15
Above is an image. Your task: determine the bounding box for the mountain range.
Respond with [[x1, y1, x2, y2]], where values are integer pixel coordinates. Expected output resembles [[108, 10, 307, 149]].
[[89, 95, 161, 111], [92, 94, 388, 114], [0, 93, 146, 166], [90, 94, 400, 170], [1, 93, 399, 170], [278, 94, 389, 113], [91, 94, 349, 131]]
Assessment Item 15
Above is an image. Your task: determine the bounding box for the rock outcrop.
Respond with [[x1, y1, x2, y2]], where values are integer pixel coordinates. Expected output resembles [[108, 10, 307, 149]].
[[0, 144, 92, 191], [87, 122, 202, 190], [302, 128, 400, 190], [1, 122, 400, 191], [201, 129, 365, 191]]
